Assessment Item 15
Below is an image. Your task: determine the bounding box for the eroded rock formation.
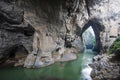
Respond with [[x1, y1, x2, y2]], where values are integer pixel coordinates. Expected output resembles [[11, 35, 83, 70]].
[[14, 0, 87, 68], [0, 0, 120, 70], [0, 1, 35, 66], [81, 0, 120, 52]]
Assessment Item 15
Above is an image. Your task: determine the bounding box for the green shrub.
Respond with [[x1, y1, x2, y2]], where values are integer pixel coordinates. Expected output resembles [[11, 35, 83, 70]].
[[109, 36, 120, 55]]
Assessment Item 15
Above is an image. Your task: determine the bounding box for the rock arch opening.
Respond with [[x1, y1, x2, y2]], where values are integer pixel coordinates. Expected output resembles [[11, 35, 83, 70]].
[[80, 20, 104, 52], [82, 26, 95, 50]]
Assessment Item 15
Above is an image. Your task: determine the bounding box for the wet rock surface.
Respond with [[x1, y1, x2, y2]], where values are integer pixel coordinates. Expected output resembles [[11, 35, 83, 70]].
[[90, 54, 120, 80]]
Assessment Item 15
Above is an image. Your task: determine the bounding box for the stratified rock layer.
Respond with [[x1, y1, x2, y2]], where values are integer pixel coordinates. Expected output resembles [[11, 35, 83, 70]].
[[0, 1, 34, 65]]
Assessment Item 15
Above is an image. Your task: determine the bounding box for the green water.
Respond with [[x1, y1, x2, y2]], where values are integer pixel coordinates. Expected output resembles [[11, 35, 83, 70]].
[[0, 49, 98, 80]]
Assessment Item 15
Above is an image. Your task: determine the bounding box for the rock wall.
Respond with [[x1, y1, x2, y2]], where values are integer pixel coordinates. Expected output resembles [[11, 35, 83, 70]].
[[11, 0, 88, 68], [0, 0, 120, 68], [0, 1, 35, 64]]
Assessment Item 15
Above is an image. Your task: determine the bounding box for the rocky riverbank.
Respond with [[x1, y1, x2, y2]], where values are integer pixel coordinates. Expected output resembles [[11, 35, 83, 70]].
[[90, 54, 120, 80]]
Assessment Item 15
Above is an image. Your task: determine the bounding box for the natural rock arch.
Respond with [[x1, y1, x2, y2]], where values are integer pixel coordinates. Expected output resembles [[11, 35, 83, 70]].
[[80, 19, 105, 52]]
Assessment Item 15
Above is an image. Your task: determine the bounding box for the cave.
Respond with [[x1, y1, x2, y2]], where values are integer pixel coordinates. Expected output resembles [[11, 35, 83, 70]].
[[8, 45, 28, 59], [80, 20, 104, 52]]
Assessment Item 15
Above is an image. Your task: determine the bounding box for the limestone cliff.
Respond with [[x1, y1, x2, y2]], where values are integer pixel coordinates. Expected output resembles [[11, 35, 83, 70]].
[[0, 0, 120, 69], [14, 0, 87, 68]]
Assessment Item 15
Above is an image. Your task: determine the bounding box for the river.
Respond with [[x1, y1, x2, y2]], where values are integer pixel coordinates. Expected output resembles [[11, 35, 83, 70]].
[[0, 49, 98, 80]]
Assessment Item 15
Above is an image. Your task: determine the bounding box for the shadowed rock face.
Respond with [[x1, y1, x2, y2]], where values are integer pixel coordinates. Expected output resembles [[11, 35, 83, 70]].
[[0, 1, 35, 64]]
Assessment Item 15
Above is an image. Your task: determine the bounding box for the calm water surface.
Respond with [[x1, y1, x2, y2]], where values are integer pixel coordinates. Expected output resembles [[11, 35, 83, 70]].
[[0, 49, 97, 80]]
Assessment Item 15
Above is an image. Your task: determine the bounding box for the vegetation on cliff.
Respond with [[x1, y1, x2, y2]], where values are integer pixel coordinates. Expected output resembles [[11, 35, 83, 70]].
[[109, 36, 120, 55]]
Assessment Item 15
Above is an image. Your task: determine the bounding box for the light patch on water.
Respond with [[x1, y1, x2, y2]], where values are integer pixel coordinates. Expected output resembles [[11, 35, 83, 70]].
[[81, 65, 93, 80], [80, 49, 97, 80]]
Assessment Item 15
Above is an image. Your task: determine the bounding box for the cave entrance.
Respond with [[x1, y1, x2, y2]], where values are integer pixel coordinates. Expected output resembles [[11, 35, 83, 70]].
[[8, 45, 28, 60], [82, 26, 95, 50], [80, 20, 104, 52]]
